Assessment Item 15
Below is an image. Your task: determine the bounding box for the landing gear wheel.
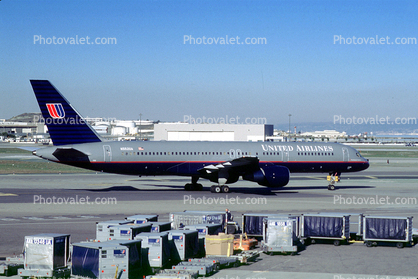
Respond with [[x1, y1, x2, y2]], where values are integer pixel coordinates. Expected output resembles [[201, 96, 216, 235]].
[[221, 185, 230, 193], [185, 183, 203, 191], [328, 184, 335, 191], [210, 185, 222, 193]]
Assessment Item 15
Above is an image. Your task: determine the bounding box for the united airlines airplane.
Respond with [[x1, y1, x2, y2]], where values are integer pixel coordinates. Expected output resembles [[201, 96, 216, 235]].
[[30, 80, 369, 193]]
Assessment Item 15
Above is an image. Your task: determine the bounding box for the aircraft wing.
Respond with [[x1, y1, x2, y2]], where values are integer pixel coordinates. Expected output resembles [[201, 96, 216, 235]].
[[197, 156, 260, 182]]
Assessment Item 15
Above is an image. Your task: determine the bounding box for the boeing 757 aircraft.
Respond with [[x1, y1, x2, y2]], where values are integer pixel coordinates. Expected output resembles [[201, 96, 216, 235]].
[[30, 80, 369, 192]]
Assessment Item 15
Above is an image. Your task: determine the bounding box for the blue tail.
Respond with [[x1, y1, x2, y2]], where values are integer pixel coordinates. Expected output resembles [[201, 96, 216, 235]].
[[30, 80, 102, 146]]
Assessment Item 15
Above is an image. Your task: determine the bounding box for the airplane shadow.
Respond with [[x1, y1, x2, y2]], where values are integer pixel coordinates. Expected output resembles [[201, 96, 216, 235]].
[[282, 185, 375, 191]]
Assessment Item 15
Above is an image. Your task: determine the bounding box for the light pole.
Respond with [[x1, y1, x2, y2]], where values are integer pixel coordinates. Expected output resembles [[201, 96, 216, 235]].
[[288, 114, 292, 141]]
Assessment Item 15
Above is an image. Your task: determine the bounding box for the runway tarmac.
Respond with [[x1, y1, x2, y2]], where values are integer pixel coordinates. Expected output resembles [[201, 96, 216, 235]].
[[1, 157, 417, 278]]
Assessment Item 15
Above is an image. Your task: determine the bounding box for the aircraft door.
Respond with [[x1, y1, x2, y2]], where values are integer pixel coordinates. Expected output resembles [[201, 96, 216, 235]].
[[282, 150, 289, 162], [342, 147, 349, 162], [103, 145, 112, 162]]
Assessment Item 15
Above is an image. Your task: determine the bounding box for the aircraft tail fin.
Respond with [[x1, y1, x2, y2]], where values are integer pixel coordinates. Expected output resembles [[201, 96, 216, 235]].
[[30, 80, 102, 146]]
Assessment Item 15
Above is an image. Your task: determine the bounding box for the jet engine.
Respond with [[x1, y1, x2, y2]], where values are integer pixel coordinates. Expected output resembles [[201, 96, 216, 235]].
[[243, 165, 290, 187]]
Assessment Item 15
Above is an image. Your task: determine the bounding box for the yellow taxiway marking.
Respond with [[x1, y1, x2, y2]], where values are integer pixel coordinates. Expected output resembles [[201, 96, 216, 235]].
[[365, 176, 378, 179], [0, 192, 18, 196]]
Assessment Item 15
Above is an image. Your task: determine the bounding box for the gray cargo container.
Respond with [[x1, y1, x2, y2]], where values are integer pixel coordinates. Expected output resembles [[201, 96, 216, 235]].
[[71, 240, 142, 279], [184, 224, 223, 238], [18, 233, 70, 279], [242, 213, 295, 237], [170, 211, 226, 230], [96, 222, 152, 241], [168, 230, 199, 262], [300, 213, 350, 246], [96, 220, 132, 241], [126, 214, 159, 224], [149, 222, 172, 233], [363, 215, 413, 248], [262, 217, 299, 254], [134, 232, 170, 269]]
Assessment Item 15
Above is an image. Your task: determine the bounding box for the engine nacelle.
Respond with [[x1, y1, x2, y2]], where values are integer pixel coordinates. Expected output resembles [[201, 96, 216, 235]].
[[243, 165, 290, 188]]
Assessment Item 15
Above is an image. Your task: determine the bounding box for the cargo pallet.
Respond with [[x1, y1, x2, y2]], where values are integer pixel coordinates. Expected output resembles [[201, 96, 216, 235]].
[[0, 255, 24, 277], [18, 267, 71, 279]]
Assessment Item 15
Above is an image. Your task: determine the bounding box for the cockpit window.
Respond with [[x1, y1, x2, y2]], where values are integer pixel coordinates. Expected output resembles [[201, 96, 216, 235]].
[[356, 153, 360, 157]]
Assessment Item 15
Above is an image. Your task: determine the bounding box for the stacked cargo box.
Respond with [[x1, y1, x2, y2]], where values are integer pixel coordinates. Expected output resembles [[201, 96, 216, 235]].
[[170, 211, 226, 229], [71, 240, 142, 279], [96, 220, 152, 241], [168, 230, 199, 262]]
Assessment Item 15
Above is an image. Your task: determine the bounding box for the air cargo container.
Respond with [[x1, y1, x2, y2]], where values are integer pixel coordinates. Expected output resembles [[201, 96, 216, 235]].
[[71, 240, 142, 279], [300, 213, 350, 246], [170, 211, 226, 230], [18, 234, 70, 279], [363, 215, 413, 248], [262, 217, 299, 254], [126, 214, 159, 224]]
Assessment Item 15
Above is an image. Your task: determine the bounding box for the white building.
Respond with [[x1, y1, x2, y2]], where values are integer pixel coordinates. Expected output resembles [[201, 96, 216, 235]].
[[154, 123, 273, 141]]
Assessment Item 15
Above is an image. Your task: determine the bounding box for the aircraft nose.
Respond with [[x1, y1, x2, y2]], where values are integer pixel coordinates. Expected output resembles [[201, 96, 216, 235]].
[[32, 150, 37, 156]]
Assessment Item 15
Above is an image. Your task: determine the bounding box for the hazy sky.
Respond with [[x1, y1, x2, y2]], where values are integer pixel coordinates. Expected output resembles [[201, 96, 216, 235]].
[[1, 0, 417, 126]]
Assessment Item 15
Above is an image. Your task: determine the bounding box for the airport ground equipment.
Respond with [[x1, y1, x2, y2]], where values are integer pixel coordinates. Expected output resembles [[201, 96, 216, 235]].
[[0, 255, 24, 276], [155, 269, 199, 279], [150, 222, 172, 233], [18, 234, 71, 279], [184, 223, 223, 237], [184, 224, 223, 257], [168, 230, 200, 262], [172, 261, 215, 277], [188, 256, 240, 270], [234, 235, 258, 251], [300, 213, 350, 246], [242, 213, 295, 237], [97, 223, 152, 241], [170, 211, 226, 230], [96, 220, 134, 241], [363, 215, 413, 248], [261, 217, 299, 254], [126, 214, 159, 224], [206, 251, 259, 264], [71, 240, 142, 279], [134, 232, 171, 271]]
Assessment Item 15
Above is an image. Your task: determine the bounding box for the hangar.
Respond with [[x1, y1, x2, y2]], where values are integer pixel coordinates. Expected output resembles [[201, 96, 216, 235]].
[[153, 123, 274, 142]]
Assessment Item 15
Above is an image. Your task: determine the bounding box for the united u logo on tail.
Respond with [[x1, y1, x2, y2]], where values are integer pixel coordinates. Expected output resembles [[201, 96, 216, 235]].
[[46, 103, 65, 119]]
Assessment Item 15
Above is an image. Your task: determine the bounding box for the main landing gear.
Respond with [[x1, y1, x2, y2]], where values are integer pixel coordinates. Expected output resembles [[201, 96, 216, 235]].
[[210, 185, 230, 193], [184, 176, 203, 191], [327, 172, 341, 191]]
